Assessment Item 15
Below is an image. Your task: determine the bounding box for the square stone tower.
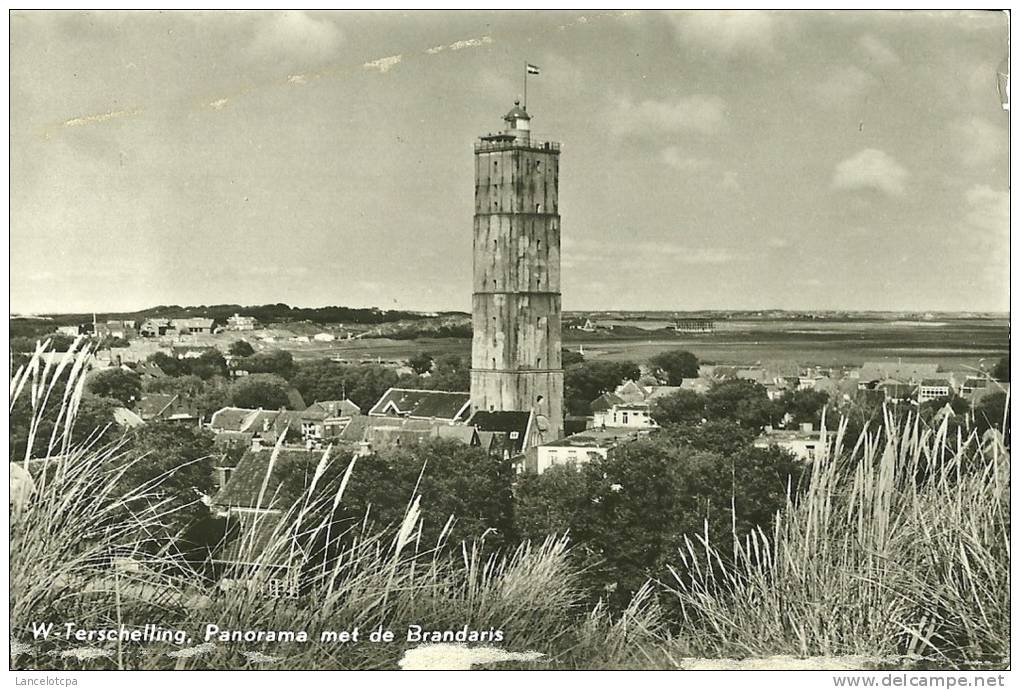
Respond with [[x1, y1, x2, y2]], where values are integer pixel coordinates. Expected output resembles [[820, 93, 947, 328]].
[[470, 102, 563, 444]]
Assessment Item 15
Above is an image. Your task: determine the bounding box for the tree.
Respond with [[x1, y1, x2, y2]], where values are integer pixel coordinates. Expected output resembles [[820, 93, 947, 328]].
[[992, 355, 1009, 382], [276, 439, 516, 556], [408, 352, 434, 375], [229, 374, 291, 409], [115, 422, 218, 555], [147, 351, 187, 377], [189, 350, 229, 380], [561, 348, 585, 367], [10, 392, 121, 461], [194, 379, 232, 419], [145, 373, 206, 397], [425, 354, 470, 392], [228, 340, 255, 358], [779, 388, 830, 426], [662, 419, 758, 457], [650, 389, 705, 426], [514, 465, 589, 539], [704, 379, 779, 430], [291, 360, 348, 403], [344, 365, 402, 407], [236, 349, 295, 379], [86, 368, 142, 407], [649, 349, 700, 385], [516, 434, 804, 608], [291, 360, 400, 409], [564, 360, 641, 416], [974, 391, 1009, 443]]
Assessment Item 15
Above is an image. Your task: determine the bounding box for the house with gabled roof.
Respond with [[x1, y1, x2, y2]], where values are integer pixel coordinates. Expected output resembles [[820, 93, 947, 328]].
[[589, 381, 684, 430], [139, 318, 172, 338], [917, 378, 953, 403], [334, 415, 480, 456], [299, 400, 363, 441], [368, 388, 472, 423], [137, 393, 198, 423], [467, 410, 534, 458], [172, 317, 215, 335], [210, 407, 258, 432]]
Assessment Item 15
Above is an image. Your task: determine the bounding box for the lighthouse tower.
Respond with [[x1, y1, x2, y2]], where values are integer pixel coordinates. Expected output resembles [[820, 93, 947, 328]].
[[470, 102, 563, 443]]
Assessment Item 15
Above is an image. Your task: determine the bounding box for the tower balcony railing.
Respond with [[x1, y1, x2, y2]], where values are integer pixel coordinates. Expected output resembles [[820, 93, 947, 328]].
[[474, 137, 561, 154]]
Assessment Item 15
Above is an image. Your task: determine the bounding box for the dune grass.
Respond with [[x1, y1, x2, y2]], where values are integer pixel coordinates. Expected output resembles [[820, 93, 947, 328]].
[[665, 410, 1010, 668]]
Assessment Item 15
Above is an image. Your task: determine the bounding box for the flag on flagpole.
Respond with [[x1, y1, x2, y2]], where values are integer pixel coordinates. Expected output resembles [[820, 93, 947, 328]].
[[526, 63, 541, 75]]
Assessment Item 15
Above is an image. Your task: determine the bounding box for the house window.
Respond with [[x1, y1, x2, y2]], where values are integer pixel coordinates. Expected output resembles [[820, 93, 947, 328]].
[[509, 431, 520, 439], [622, 412, 629, 424], [536, 203, 542, 212]]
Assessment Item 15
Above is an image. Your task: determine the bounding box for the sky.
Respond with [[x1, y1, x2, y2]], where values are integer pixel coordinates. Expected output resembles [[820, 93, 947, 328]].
[[9, 10, 1010, 314]]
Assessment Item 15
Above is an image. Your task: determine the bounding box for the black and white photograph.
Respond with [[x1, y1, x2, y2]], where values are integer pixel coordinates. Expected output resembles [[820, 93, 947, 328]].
[[7, 8, 1012, 676]]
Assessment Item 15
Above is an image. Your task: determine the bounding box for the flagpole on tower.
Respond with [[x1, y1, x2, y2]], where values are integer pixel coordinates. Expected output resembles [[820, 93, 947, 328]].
[[523, 63, 539, 111], [523, 61, 528, 110]]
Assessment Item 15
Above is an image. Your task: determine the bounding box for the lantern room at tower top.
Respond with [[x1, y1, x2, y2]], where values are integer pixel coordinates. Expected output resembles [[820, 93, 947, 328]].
[[474, 100, 561, 154]]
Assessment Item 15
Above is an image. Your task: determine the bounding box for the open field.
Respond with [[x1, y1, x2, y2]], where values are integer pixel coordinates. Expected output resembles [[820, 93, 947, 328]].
[[567, 318, 1009, 373], [281, 318, 1007, 374]]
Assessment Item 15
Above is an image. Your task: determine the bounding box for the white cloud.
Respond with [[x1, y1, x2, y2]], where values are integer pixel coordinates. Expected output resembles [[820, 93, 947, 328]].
[[250, 11, 343, 65], [661, 147, 712, 172], [450, 36, 493, 51], [425, 35, 493, 54], [363, 55, 402, 74], [63, 108, 142, 128], [859, 34, 900, 66], [610, 95, 725, 137], [955, 116, 1008, 168], [208, 98, 229, 111], [669, 11, 778, 58], [832, 148, 908, 196], [766, 237, 790, 249]]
